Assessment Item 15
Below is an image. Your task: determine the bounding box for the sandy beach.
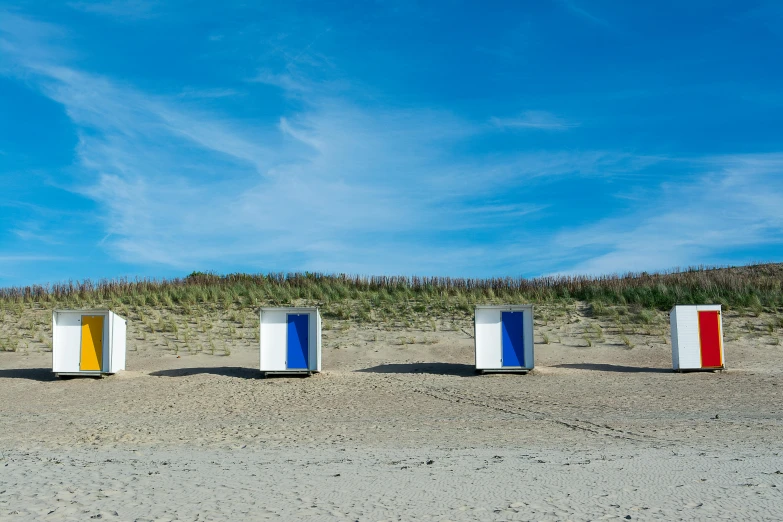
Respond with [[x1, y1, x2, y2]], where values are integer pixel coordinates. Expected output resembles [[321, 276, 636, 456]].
[[1, 307, 782, 520]]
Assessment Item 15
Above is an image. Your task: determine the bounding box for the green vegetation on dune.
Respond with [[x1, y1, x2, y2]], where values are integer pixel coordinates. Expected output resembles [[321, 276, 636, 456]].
[[1, 264, 781, 354], [1, 264, 782, 317]]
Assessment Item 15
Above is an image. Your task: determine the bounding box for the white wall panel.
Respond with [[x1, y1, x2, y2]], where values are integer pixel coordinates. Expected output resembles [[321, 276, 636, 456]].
[[53, 312, 82, 373], [674, 306, 701, 369], [670, 308, 680, 369], [315, 312, 322, 372], [523, 308, 535, 369], [260, 310, 288, 371], [475, 308, 501, 370], [111, 313, 127, 373], [104, 312, 112, 371]]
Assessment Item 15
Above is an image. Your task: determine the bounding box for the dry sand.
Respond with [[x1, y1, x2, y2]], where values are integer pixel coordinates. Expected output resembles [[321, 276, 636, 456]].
[[1, 307, 782, 520]]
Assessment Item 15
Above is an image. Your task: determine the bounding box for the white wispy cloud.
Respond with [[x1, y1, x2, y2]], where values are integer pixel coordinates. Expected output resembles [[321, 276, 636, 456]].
[[2, 13, 574, 274], [547, 154, 783, 275], [250, 70, 313, 94], [3, 12, 782, 279], [12, 225, 63, 245], [0, 12, 70, 69], [67, 0, 158, 20], [490, 111, 578, 131], [176, 88, 242, 99], [0, 255, 73, 287], [561, 0, 610, 27], [0, 255, 70, 262]]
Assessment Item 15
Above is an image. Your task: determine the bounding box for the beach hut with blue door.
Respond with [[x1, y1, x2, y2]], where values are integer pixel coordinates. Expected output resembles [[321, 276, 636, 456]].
[[474, 305, 534, 373], [259, 307, 321, 376]]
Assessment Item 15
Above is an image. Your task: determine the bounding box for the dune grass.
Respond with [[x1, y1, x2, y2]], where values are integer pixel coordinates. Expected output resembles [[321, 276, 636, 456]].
[[2, 264, 782, 314], [0, 264, 781, 354]]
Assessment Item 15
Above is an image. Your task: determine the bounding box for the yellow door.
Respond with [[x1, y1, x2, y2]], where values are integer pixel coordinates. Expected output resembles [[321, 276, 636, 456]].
[[80, 316, 104, 371]]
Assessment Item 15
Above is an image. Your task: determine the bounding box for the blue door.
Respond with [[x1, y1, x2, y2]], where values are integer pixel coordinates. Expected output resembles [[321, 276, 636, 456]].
[[501, 311, 524, 367], [287, 314, 309, 369]]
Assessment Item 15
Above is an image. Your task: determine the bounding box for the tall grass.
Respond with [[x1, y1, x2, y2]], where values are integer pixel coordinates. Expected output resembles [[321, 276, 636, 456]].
[[0, 264, 781, 318]]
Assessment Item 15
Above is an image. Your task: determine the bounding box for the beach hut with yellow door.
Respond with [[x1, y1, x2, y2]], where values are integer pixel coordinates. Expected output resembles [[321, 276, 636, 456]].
[[52, 310, 127, 377]]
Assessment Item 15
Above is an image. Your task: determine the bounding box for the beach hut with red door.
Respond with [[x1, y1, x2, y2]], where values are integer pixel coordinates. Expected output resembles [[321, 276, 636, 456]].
[[670, 305, 725, 371]]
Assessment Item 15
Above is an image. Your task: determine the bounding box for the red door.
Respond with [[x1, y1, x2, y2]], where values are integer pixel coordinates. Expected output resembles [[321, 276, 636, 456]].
[[698, 311, 723, 368]]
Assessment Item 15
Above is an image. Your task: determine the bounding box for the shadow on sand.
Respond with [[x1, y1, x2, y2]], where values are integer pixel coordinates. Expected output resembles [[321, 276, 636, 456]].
[[554, 363, 671, 374], [0, 368, 57, 382], [356, 362, 477, 377], [150, 367, 262, 379]]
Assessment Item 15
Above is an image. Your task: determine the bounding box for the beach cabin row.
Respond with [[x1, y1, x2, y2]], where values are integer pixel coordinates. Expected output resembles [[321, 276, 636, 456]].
[[51, 304, 725, 377], [51, 306, 322, 377]]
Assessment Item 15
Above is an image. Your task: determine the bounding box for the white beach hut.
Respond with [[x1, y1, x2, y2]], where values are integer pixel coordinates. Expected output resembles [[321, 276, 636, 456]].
[[259, 307, 321, 376], [670, 305, 725, 371], [474, 305, 534, 373], [52, 309, 127, 377]]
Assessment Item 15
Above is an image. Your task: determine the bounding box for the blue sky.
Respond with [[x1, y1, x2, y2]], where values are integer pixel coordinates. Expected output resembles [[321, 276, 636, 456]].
[[1, 1, 783, 286]]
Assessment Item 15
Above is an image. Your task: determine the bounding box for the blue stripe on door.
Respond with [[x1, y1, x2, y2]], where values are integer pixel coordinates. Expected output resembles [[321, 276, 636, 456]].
[[287, 314, 309, 369], [501, 311, 524, 367]]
